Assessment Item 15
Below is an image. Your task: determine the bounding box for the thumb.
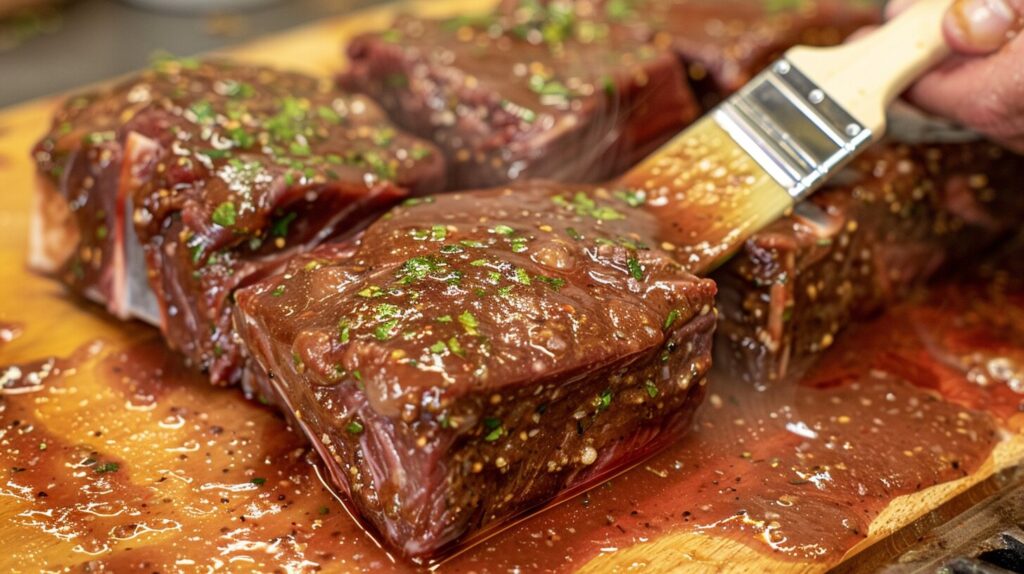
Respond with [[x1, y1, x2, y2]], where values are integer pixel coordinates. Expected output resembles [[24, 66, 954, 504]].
[[943, 0, 1024, 54]]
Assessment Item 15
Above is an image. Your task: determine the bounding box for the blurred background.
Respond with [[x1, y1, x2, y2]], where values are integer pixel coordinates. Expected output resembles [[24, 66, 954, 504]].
[[0, 0, 388, 107]]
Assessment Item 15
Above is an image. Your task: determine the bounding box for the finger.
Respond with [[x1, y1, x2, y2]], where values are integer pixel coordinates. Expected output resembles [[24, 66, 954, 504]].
[[905, 37, 1024, 140], [943, 0, 1024, 55]]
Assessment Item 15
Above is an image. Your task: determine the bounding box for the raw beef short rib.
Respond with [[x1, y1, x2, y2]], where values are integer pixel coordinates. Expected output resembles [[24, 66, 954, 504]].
[[30, 59, 446, 384], [234, 181, 716, 561]]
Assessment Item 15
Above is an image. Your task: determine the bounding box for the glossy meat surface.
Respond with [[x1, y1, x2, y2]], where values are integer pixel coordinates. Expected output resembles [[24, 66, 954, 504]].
[[340, 10, 697, 189], [714, 141, 1024, 384], [234, 181, 716, 560], [31, 59, 446, 384], [497, 0, 879, 101]]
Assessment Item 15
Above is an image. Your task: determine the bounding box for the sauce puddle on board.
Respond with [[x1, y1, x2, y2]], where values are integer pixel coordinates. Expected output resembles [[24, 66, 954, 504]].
[[1, 277, 1021, 573]]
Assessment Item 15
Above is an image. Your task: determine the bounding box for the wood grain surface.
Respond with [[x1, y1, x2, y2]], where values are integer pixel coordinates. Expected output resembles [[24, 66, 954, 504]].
[[1, 1, 1022, 572]]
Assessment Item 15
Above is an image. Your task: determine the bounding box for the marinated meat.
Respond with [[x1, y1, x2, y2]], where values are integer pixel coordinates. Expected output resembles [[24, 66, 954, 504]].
[[498, 0, 880, 101], [340, 10, 698, 189], [233, 181, 716, 560], [30, 58, 445, 385], [713, 141, 1024, 384]]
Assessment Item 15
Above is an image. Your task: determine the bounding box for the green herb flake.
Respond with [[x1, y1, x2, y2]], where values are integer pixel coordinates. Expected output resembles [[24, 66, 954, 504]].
[[554, 192, 625, 221], [566, 227, 583, 241], [94, 462, 119, 474], [513, 268, 532, 285], [271, 284, 286, 297], [606, 0, 633, 20], [645, 381, 659, 399], [372, 127, 396, 147], [460, 239, 487, 249], [437, 315, 453, 323], [536, 275, 566, 291], [458, 311, 479, 335], [614, 188, 646, 207], [338, 320, 351, 344], [627, 257, 644, 281], [483, 417, 503, 441], [358, 285, 383, 298], [493, 224, 515, 236], [410, 145, 432, 160], [374, 319, 399, 341], [398, 256, 446, 285], [271, 212, 297, 238], [447, 336, 465, 357], [663, 309, 680, 330], [250, 477, 267, 486], [211, 201, 237, 228], [470, 259, 488, 267], [346, 420, 364, 434], [317, 105, 342, 124], [598, 389, 613, 411], [188, 100, 215, 124], [430, 341, 448, 354], [431, 225, 448, 241]]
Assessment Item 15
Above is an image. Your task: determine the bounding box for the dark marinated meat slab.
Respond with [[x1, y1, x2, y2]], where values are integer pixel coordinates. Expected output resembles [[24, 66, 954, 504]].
[[340, 9, 698, 189], [234, 181, 716, 561], [713, 141, 1024, 384], [30, 58, 445, 384], [497, 0, 879, 101]]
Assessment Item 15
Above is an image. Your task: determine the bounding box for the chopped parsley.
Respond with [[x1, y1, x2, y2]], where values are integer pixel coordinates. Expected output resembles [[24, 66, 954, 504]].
[[94, 462, 120, 474], [270, 212, 297, 238], [627, 257, 644, 281], [346, 420, 364, 434], [458, 311, 479, 335], [663, 309, 680, 330], [645, 381, 659, 398], [512, 268, 532, 285], [211, 201, 237, 228], [483, 417, 503, 442], [553, 192, 625, 221]]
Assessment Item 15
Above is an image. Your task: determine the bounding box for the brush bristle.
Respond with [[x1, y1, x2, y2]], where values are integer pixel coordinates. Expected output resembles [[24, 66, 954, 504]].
[[616, 116, 794, 275]]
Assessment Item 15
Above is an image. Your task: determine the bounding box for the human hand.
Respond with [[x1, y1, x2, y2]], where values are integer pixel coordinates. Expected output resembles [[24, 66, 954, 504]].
[[889, 0, 1024, 151]]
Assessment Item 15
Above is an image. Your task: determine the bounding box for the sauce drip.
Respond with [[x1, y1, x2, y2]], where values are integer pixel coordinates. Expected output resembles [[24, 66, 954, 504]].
[[0, 321, 21, 348], [1, 275, 1019, 572]]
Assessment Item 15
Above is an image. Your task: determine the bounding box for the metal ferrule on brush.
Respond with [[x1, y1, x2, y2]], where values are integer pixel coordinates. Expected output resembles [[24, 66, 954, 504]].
[[713, 59, 874, 202]]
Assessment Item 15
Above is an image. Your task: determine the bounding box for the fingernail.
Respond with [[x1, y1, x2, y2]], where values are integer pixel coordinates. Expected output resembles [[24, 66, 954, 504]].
[[946, 0, 1021, 53]]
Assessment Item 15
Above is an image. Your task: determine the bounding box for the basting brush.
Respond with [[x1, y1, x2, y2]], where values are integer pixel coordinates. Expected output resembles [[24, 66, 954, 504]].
[[617, 0, 952, 275]]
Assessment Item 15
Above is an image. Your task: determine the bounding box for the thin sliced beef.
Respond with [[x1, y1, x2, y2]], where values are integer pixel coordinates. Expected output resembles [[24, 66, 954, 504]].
[[340, 11, 698, 189], [233, 181, 716, 561], [713, 140, 1024, 384], [30, 59, 445, 385]]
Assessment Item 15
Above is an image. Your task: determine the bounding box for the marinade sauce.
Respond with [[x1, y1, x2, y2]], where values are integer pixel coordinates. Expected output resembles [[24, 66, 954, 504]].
[[1, 273, 1019, 572]]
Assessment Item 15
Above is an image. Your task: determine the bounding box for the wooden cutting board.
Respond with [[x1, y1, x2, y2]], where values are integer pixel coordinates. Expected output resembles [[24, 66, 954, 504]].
[[2, 1, 1023, 572]]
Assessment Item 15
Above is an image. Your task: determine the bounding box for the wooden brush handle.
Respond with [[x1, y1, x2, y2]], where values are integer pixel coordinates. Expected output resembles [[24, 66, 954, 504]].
[[785, 0, 951, 141]]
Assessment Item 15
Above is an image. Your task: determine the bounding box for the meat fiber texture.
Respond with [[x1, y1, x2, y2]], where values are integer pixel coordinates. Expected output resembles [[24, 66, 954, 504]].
[[339, 8, 699, 190], [496, 0, 881, 105], [233, 181, 717, 561], [713, 139, 1024, 386], [29, 58, 446, 385]]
